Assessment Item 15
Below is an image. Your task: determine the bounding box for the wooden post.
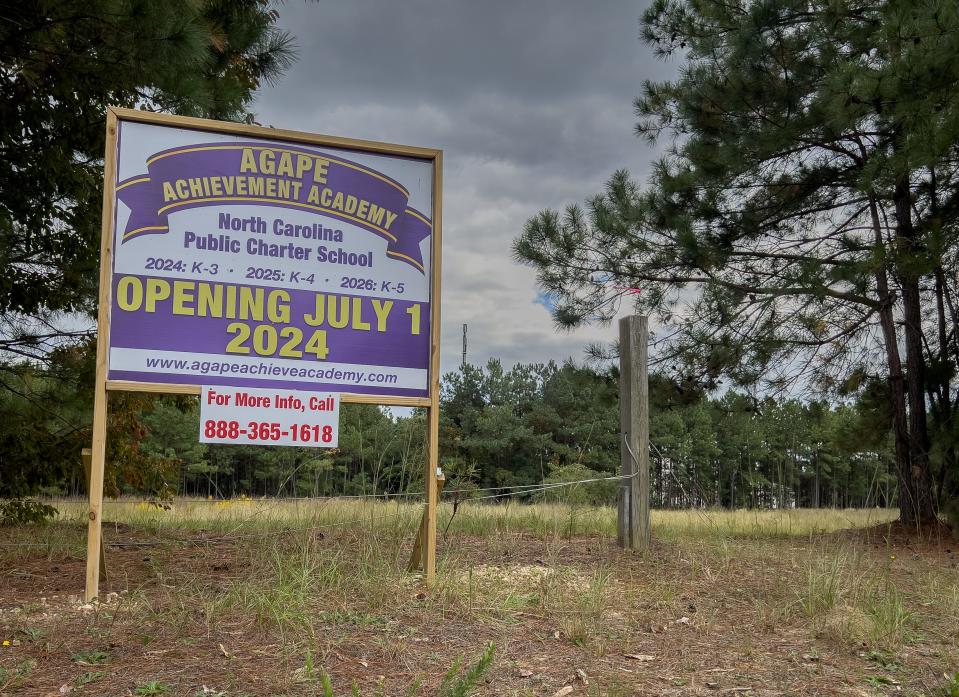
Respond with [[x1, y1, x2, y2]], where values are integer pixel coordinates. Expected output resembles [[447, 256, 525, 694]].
[[618, 315, 650, 551], [420, 150, 443, 585], [81, 449, 109, 584], [85, 109, 118, 602], [408, 471, 445, 572]]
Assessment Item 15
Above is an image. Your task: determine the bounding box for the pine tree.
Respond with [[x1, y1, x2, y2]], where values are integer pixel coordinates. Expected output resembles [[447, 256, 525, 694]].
[[0, 0, 297, 496], [0, 0, 296, 356], [515, 0, 959, 525]]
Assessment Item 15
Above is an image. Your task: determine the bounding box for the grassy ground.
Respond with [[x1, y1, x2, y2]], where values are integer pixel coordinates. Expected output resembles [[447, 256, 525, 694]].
[[1, 500, 956, 696]]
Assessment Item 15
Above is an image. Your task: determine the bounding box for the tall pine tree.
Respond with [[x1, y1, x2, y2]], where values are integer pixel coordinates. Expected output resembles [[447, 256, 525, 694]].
[[0, 0, 297, 496], [0, 0, 296, 356], [515, 0, 959, 525]]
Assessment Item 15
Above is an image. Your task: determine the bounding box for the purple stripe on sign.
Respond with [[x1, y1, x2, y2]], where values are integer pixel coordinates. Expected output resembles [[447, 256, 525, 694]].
[[108, 275, 430, 369]]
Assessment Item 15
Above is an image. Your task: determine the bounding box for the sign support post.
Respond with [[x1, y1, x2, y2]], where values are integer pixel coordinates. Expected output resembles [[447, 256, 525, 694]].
[[618, 314, 650, 551], [85, 111, 118, 602], [82, 449, 109, 585], [422, 151, 443, 585]]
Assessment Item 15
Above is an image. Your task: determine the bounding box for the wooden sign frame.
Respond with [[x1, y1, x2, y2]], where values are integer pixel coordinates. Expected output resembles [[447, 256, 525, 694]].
[[85, 107, 443, 601]]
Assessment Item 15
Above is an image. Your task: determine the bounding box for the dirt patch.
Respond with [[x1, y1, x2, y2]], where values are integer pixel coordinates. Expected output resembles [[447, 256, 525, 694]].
[[1, 524, 957, 696]]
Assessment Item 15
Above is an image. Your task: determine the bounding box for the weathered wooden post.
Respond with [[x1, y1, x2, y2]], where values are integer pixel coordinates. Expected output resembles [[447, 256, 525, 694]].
[[81, 448, 109, 585], [618, 315, 650, 550]]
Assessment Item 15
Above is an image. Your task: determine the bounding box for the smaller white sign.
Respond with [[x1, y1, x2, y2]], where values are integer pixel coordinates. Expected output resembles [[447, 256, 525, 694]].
[[199, 386, 339, 447]]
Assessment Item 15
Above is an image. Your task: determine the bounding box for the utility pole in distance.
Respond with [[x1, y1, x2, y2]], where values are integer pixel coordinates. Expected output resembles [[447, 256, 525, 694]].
[[462, 323, 467, 368], [618, 315, 650, 550]]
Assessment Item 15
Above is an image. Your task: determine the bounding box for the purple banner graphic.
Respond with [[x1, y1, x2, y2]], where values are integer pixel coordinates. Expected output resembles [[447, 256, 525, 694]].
[[110, 277, 429, 367], [115, 142, 432, 273], [107, 276, 431, 397]]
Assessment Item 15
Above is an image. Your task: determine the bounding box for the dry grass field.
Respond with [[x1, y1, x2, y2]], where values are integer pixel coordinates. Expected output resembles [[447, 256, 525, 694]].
[[1, 500, 957, 696]]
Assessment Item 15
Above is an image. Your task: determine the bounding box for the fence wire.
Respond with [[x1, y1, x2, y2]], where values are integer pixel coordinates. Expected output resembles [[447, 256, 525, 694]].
[[1, 450, 647, 548]]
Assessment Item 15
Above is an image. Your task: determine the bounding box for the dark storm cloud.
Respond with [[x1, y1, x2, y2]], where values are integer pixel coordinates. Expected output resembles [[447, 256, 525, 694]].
[[254, 0, 676, 375], [267, 1, 661, 104]]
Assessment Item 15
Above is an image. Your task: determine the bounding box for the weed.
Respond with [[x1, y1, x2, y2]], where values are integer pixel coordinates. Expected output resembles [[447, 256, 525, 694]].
[[860, 582, 914, 650], [796, 552, 850, 618], [135, 681, 173, 695], [0, 660, 35, 690], [559, 569, 611, 648], [72, 648, 110, 664], [940, 672, 959, 697], [755, 596, 790, 632], [303, 648, 316, 681], [317, 608, 387, 627], [3, 499, 949, 693], [864, 650, 901, 672], [316, 668, 332, 696], [865, 674, 897, 688], [213, 545, 326, 640], [75, 671, 105, 686], [18, 627, 45, 641], [437, 642, 496, 697], [304, 645, 493, 696]]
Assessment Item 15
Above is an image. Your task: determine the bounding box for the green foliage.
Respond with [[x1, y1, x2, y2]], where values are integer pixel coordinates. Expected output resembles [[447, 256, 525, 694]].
[[442, 360, 619, 493], [796, 554, 849, 618], [0, 499, 58, 526], [18, 627, 45, 642], [443, 361, 895, 510], [0, 1, 298, 497], [515, 0, 959, 524], [0, 351, 903, 508], [138, 400, 427, 499], [0, 660, 35, 690], [543, 464, 616, 506], [0, 356, 92, 497], [308, 644, 493, 697], [74, 671, 105, 687], [302, 648, 316, 681], [134, 681, 172, 696], [436, 642, 496, 697], [940, 672, 959, 697], [861, 582, 914, 649], [71, 649, 110, 665], [0, 0, 295, 328]]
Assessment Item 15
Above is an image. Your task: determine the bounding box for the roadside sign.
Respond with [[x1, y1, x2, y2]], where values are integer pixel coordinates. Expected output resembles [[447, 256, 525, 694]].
[[85, 107, 444, 601]]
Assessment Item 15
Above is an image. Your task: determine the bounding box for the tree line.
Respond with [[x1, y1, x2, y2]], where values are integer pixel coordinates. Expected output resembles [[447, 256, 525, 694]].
[[1, 0, 956, 525], [440, 361, 897, 510], [0, 357, 902, 512]]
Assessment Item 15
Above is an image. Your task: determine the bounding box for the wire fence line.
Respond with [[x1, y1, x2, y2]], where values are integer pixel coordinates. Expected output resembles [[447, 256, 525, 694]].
[[8, 465, 639, 509], [1, 449, 647, 548]]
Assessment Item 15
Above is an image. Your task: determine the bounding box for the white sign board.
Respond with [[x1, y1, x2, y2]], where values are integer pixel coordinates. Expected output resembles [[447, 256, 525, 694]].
[[199, 385, 339, 447]]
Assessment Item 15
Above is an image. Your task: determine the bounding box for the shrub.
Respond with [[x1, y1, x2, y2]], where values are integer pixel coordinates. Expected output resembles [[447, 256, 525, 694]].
[[0, 499, 57, 525]]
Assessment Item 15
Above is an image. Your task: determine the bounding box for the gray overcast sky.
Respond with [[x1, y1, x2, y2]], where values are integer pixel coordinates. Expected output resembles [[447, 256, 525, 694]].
[[253, 0, 676, 376]]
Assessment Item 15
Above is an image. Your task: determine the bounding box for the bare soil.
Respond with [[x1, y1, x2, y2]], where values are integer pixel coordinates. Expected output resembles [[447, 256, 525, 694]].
[[1, 523, 957, 696]]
